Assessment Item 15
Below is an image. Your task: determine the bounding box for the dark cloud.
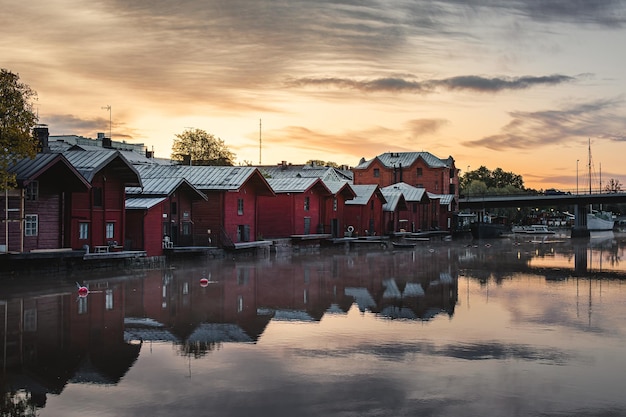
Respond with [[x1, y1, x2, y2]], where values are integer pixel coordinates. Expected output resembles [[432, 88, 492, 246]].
[[463, 98, 626, 150], [286, 74, 576, 93], [43, 114, 140, 141]]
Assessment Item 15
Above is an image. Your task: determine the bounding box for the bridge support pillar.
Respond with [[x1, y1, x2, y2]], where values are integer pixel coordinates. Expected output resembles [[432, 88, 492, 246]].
[[571, 204, 590, 238]]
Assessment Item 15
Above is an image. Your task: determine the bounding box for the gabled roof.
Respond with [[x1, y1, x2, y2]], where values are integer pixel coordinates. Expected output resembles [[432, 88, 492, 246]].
[[346, 184, 387, 205], [382, 182, 429, 203], [323, 180, 357, 199], [8, 153, 91, 190], [62, 149, 142, 186], [266, 177, 332, 195], [125, 197, 167, 210], [380, 189, 408, 212], [134, 165, 274, 195], [126, 177, 207, 200], [259, 164, 353, 182], [354, 152, 454, 170], [427, 193, 456, 205]]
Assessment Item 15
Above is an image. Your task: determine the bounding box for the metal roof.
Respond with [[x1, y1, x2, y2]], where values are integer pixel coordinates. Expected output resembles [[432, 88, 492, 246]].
[[266, 177, 331, 194], [135, 164, 272, 193], [62, 149, 142, 186], [126, 177, 207, 200], [381, 190, 404, 212], [346, 184, 386, 205], [8, 153, 91, 189], [125, 197, 166, 210], [354, 152, 453, 170], [382, 182, 428, 202], [259, 165, 353, 182], [428, 193, 456, 205]]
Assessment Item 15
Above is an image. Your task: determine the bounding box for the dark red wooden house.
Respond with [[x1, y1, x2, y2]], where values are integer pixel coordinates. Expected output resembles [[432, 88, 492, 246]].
[[126, 177, 207, 256], [4, 153, 90, 252], [382, 182, 431, 232], [344, 184, 386, 237], [63, 149, 142, 251], [321, 181, 357, 238], [257, 177, 332, 238], [133, 165, 274, 248]]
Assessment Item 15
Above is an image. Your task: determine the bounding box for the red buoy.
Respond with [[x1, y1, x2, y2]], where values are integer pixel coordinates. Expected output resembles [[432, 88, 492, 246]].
[[200, 278, 209, 288]]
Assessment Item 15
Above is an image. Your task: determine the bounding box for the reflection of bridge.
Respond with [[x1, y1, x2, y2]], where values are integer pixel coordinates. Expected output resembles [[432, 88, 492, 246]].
[[458, 192, 626, 237]]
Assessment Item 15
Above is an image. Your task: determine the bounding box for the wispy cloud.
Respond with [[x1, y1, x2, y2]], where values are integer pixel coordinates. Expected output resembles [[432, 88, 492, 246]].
[[286, 74, 576, 93], [463, 98, 626, 150]]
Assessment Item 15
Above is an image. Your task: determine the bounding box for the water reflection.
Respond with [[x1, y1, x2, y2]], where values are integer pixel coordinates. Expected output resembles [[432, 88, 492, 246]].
[[3, 234, 626, 416]]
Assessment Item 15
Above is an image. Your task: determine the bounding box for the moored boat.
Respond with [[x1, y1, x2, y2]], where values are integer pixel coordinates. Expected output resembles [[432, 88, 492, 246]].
[[512, 225, 555, 234], [587, 210, 614, 231]]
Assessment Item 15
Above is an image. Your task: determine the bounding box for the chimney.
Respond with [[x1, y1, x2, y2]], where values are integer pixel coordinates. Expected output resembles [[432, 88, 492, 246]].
[[102, 137, 112, 148], [145, 149, 154, 159], [34, 125, 49, 153], [97, 132, 105, 139], [182, 154, 191, 166]]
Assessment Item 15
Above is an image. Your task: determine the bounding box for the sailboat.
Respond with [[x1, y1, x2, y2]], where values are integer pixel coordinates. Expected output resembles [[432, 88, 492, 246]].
[[586, 139, 615, 231]]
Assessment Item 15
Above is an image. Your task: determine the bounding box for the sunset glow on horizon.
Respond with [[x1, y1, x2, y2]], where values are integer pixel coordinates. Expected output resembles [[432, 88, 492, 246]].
[[4, 0, 626, 190]]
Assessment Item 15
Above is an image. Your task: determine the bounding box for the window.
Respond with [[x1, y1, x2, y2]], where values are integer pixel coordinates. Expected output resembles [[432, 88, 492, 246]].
[[24, 215, 38, 236], [182, 222, 191, 236], [373, 168, 380, 178], [93, 187, 103, 207], [79, 222, 89, 240], [25, 181, 38, 201], [106, 222, 114, 239], [170, 201, 177, 215], [23, 309, 37, 332], [416, 168, 423, 177], [105, 289, 113, 310], [237, 198, 244, 215], [304, 196, 310, 211], [333, 198, 338, 211], [370, 200, 374, 210], [78, 297, 88, 315]]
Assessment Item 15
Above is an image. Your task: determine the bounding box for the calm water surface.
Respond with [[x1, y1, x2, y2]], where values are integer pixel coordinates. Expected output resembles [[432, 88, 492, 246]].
[[3, 231, 626, 416]]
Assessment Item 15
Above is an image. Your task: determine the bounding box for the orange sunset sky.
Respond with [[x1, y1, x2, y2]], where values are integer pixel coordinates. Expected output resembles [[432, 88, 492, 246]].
[[3, 0, 626, 190]]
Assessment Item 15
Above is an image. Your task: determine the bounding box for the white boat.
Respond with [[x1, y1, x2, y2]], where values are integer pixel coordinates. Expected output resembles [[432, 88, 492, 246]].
[[512, 225, 555, 234], [587, 210, 614, 231]]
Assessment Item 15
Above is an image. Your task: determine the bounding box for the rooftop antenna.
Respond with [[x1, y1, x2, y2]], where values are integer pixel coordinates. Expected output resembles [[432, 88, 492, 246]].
[[259, 118, 262, 165], [101, 105, 111, 139]]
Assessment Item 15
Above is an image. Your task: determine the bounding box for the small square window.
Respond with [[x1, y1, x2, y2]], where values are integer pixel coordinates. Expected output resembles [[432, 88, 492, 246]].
[[25, 181, 38, 201], [373, 168, 380, 178], [416, 168, 423, 177], [93, 187, 103, 207], [106, 222, 114, 239], [79, 223, 89, 240]]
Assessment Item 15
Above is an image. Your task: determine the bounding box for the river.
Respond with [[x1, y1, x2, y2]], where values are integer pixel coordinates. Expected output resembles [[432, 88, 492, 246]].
[[2, 231, 626, 416]]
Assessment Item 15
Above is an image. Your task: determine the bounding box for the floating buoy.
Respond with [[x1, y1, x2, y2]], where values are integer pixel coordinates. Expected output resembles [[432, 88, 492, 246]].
[[78, 286, 89, 297], [200, 278, 209, 287], [347, 225, 354, 233]]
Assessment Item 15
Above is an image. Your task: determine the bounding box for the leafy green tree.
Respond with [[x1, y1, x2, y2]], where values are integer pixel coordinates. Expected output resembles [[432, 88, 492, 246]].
[[171, 128, 235, 166], [0, 69, 39, 188]]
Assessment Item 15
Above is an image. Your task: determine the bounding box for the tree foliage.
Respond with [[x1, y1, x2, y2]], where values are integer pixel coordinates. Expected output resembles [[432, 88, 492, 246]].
[[305, 159, 339, 168], [171, 128, 236, 166], [0, 69, 39, 188], [604, 178, 623, 193], [460, 166, 525, 192]]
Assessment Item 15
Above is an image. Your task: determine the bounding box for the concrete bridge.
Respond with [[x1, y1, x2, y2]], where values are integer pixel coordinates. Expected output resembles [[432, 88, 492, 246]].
[[458, 192, 626, 237]]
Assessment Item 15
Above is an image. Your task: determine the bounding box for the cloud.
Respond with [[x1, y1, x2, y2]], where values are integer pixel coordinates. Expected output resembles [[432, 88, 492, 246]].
[[463, 98, 626, 150], [286, 74, 576, 94]]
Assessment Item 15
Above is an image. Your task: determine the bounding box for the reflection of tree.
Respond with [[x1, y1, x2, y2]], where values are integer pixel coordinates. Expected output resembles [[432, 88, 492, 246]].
[[1, 389, 38, 417], [177, 341, 221, 359]]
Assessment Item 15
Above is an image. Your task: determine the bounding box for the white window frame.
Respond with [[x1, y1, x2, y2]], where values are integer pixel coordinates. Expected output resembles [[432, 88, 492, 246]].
[[79, 222, 89, 240], [106, 222, 114, 239], [24, 214, 38, 236]]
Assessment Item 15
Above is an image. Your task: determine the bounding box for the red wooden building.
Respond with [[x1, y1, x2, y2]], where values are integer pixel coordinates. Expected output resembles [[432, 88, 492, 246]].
[[133, 165, 274, 248], [4, 153, 91, 252], [62, 149, 142, 251], [382, 182, 431, 232], [321, 181, 357, 238], [344, 184, 386, 237], [125, 177, 207, 256], [257, 177, 332, 238]]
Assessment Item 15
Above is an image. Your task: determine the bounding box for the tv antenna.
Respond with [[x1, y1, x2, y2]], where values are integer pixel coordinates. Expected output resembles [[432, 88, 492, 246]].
[[101, 105, 112, 139]]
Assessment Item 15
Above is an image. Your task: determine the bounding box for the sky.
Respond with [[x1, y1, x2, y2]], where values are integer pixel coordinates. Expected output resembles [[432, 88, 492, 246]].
[[3, 0, 626, 190]]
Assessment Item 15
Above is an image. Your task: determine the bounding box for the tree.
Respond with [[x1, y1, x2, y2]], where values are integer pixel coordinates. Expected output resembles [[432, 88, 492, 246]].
[[604, 178, 623, 193], [171, 128, 236, 166], [0, 69, 39, 188], [305, 159, 339, 168]]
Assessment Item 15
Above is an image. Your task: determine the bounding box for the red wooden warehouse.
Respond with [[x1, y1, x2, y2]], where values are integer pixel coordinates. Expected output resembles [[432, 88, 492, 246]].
[[344, 184, 386, 237]]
